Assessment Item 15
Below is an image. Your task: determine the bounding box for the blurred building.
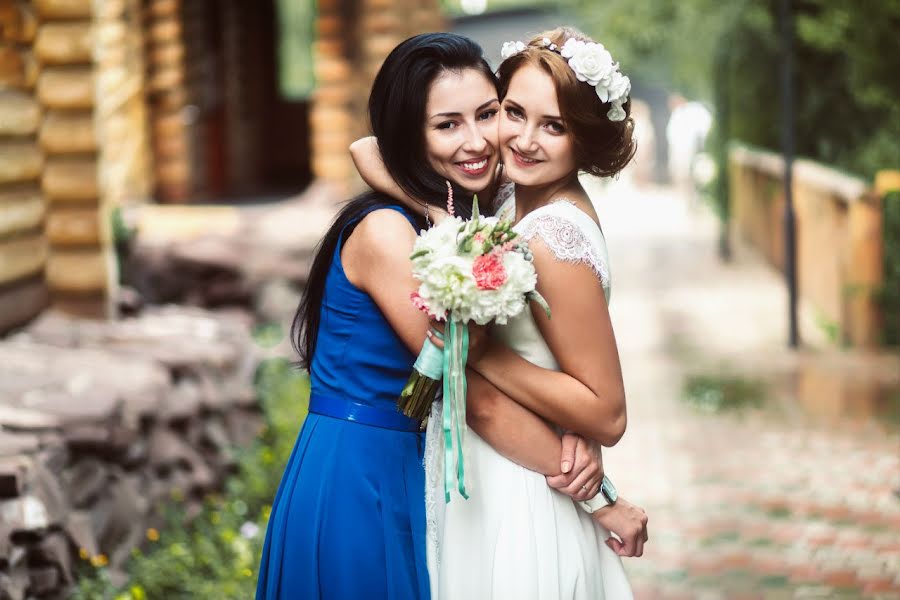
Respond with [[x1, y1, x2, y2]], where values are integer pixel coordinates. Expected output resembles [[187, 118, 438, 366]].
[[0, 0, 445, 332]]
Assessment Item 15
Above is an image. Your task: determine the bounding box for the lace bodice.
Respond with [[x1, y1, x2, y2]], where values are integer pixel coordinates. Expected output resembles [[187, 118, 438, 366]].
[[493, 185, 612, 370]]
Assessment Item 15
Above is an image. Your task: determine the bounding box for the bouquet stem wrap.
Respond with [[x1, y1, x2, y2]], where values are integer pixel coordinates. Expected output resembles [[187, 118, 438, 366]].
[[442, 319, 469, 501]]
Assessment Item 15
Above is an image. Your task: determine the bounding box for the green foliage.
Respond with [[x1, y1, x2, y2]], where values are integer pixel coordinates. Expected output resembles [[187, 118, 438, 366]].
[[880, 191, 900, 345], [70, 357, 309, 599], [571, 0, 900, 180]]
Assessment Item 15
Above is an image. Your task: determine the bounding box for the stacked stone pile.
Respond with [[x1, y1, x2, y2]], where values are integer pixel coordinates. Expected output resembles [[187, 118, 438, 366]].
[[0, 306, 264, 599]]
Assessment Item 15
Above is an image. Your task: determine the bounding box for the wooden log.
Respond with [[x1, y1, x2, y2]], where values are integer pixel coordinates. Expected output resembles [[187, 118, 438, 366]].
[[155, 157, 189, 185], [45, 247, 108, 293], [45, 206, 99, 246], [153, 134, 187, 160], [152, 111, 186, 139], [0, 185, 44, 238], [33, 0, 92, 20], [150, 87, 188, 110], [149, 19, 181, 43], [94, 21, 125, 48], [0, 1, 38, 44], [39, 110, 96, 154], [0, 140, 42, 184], [0, 90, 41, 135], [149, 42, 184, 67], [37, 66, 94, 109], [0, 233, 46, 284], [316, 15, 342, 37], [0, 276, 48, 333], [309, 106, 353, 134], [148, 65, 184, 91], [0, 43, 23, 86], [94, 0, 126, 20], [42, 157, 98, 203], [149, 0, 179, 19], [34, 22, 93, 65], [49, 291, 107, 317], [313, 84, 352, 105], [313, 56, 351, 83]]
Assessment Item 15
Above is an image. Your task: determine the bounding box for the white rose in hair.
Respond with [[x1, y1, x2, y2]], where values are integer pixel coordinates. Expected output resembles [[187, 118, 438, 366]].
[[604, 71, 631, 104], [560, 38, 613, 88], [607, 98, 626, 122], [501, 41, 526, 60]]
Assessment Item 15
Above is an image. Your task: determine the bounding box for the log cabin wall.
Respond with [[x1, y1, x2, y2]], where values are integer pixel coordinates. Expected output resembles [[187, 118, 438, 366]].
[[32, 0, 151, 319], [143, 0, 191, 202], [0, 0, 446, 332], [0, 0, 47, 333], [311, 0, 446, 189]]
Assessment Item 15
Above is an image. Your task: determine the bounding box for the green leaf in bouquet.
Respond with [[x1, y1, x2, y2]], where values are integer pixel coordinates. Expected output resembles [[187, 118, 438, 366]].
[[410, 248, 431, 260]]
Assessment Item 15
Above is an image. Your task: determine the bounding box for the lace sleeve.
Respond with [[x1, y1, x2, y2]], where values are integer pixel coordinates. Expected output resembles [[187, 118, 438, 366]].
[[516, 204, 610, 288]]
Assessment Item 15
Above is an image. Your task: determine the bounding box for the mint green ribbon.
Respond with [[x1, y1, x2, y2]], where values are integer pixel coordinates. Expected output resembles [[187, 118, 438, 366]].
[[413, 336, 444, 380], [442, 319, 469, 502]]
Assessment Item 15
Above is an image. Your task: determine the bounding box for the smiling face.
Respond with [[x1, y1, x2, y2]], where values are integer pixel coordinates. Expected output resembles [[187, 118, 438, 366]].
[[498, 64, 577, 187], [423, 68, 500, 194]]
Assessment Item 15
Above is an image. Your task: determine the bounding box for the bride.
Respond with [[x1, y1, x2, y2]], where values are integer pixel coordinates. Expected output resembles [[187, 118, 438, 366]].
[[355, 28, 646, 599]]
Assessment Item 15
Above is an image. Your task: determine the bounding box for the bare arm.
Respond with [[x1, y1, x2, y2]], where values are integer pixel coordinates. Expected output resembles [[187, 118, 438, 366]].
[[471, 237, 627, 446], [344, 209, 569, 476]]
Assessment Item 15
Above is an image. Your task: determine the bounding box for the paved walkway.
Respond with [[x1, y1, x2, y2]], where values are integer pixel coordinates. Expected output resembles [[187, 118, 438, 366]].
[[590, 175, 900, 599]]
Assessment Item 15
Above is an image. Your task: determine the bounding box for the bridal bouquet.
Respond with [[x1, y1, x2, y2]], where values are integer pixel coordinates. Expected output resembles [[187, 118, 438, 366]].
[[399, 197, 549, 501]]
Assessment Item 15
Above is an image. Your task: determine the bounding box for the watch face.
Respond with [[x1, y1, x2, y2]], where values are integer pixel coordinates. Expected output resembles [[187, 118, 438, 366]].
[[601, 476, 618, 504]]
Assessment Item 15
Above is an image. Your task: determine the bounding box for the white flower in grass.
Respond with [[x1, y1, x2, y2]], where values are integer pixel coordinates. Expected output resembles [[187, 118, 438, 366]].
[[240, 521, 260, 539], [500, 41, 526, 60], [560, 39, 614, 89]]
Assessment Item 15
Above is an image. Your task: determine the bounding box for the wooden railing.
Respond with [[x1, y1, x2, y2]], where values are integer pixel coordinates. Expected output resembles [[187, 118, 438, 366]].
[[729, 145, 885, 347]]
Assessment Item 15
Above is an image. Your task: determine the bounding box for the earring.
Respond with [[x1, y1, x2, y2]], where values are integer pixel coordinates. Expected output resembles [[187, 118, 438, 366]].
[[424, 203, 431, 228], [445, 180, 456, 217]]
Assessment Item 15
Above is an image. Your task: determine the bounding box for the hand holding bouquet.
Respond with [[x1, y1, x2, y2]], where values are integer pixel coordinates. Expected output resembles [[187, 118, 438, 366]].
[[399, 197, 549, 501]]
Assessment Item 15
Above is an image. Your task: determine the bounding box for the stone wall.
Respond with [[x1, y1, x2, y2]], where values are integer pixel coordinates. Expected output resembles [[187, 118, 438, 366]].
[[729, 145, 884, 347], [0, 306, 263, 598]]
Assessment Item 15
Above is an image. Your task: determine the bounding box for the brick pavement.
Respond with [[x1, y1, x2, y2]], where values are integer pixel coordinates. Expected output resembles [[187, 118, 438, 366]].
[[589, 175, 900, 599]]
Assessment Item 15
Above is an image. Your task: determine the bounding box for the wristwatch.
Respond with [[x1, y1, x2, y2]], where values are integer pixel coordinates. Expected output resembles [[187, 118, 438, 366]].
[[578, 475, 618, 514]]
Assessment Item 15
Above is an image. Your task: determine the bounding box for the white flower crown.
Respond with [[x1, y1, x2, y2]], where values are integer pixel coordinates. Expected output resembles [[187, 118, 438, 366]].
[[500, 37, 631, 122]]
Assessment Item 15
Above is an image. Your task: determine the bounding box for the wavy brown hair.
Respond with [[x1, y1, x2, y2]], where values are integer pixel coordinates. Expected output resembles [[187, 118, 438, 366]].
[[496, 27, 636, 178]]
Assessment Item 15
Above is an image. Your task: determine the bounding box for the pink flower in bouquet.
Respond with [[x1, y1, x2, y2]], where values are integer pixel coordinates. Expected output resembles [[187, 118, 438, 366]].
[[472, 254, 507, 290], [410, 291, 430, 314]]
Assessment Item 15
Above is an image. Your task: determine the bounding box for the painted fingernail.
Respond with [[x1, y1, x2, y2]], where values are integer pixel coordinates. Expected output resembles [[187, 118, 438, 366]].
[[562, 461, 571, 473]]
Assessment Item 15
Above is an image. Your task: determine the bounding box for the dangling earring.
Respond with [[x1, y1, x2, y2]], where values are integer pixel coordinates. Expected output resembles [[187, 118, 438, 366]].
[[445, 180, 456, 217]]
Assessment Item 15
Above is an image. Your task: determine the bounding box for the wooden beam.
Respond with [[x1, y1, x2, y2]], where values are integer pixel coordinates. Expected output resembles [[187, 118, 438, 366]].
[[0, 233, 46, 284]]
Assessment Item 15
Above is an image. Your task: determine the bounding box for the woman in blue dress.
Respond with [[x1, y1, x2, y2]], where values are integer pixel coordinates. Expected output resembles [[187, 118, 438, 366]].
[[255, 33, 605, 599]]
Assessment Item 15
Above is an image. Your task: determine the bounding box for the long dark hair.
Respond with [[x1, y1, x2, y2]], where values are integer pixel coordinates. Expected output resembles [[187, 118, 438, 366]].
[[292, 33, 497, 370]]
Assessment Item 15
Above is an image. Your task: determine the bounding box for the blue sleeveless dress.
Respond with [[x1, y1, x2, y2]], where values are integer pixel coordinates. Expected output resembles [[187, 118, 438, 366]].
[[256, 205, 429, 599]]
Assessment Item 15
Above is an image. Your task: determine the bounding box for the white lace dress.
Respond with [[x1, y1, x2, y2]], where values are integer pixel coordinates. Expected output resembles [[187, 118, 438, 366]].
[[423, 188, 633, 599]]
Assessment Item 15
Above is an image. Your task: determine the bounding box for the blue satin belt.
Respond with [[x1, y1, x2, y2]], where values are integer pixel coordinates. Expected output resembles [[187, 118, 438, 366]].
[[308, 392, 421, 432]]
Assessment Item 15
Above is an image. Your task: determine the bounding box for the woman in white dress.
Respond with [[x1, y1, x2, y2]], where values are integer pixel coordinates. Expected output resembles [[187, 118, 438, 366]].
[[354, 27, 647, 599]]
